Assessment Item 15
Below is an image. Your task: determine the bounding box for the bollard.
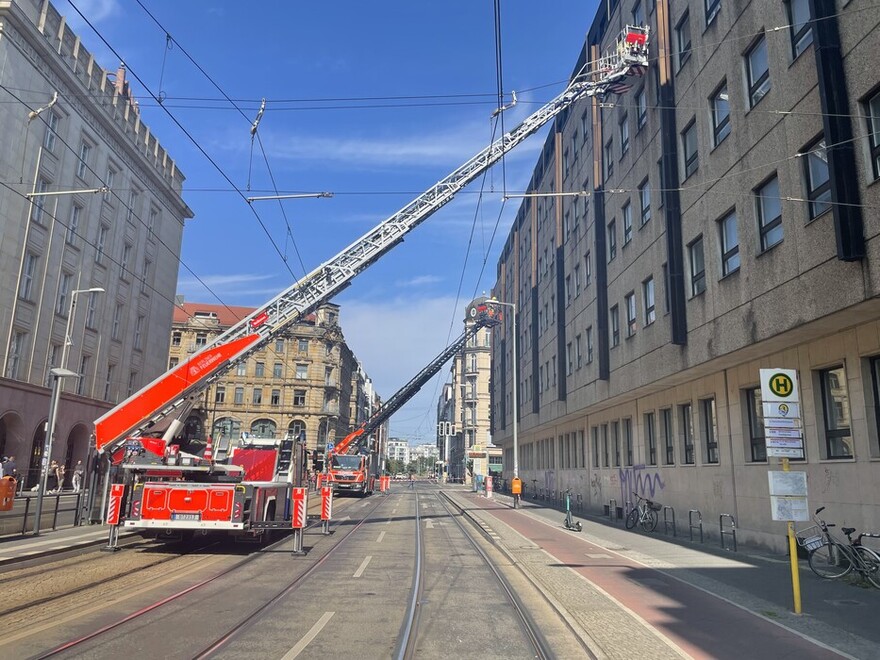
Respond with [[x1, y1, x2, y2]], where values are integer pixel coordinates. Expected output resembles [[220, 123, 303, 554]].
[[608, 498, 618, 523], [576, 493, 583, 512], [663, 505, 677, 537], [720, 513, 737, 551], [689, 509, 703, 543]]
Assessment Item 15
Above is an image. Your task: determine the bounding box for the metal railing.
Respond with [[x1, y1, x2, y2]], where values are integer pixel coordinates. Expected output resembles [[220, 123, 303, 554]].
[[0, 491, 87, 537], [689, 509, 704, 543], [720, 513, 737, 551], [663, 505, 677, 537]]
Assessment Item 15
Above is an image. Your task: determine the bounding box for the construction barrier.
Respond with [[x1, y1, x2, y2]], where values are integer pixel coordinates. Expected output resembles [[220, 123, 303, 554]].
[[486, 475, 493, 498], [0, 477, 16, 512], [291, 487, 308, 528], [106, 484, 125, 525], [320, 486, 333, 521]]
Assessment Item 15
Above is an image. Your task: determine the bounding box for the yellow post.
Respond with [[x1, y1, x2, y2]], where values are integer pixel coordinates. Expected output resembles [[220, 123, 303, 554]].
[[783, 458, 803, 614]]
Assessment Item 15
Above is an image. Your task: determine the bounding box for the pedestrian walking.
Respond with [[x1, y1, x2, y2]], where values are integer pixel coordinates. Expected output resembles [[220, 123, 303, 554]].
[[47, 460, 59, 492], [72, 460, 84, 492], [409, 474, 414, 489], [56, 463, 66, 492]]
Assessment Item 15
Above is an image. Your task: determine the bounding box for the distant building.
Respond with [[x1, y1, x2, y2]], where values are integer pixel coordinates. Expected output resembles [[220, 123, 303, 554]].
[[386, 438, 410, 466], [491, 0, 880, 550], [0, 0, 191, 486], [168, 301, 376, 458]]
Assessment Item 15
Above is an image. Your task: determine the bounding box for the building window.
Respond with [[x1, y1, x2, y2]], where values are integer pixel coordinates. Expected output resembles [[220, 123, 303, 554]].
[[128, 371, 137, 396], [643, 276, 655, 325], [786, 0, 813, 58], [625, 292, 637, 337], [608, 220, 617, 261], [296, 363, 308, 379], [298, 338, 309, 353], [638, 179, 651, 226], [172, 331, 181, 346], [682, 119, 698, 178], [103, 364, 114, 400], [234, 387, 244, 404], [746, 36, 770, 107], [121, 244, 132, 279], [705, 0, 721, 25], [661, 408, 674, 465], [112, 304, 122, 340], [802, 138, 831, 219], [574, 264, 581, 296], [870, 357, 880, 454], [645, 412, 657, 466], [676, 10, 691, 71], [689, 236, 706, 296], [133, 316, 144, 350], [601, 425, 610, 467], [701, 398, 719, 463], [214, 385, 226, 403], [867, 91, 880, 180], [592, 427, 600, 468], [636, 87, 647, 129], [662, 263, 671, 313], [612, 421, 621, 467], [273, 362, 283, 378], [106, 166, 116, 190], [719, 211, 740, 276], [290, 389, 306, 407], [620, 114, 629, 154], [756, 176, 783, 251], [624, 418, 633, 466], [681, 403, 695, 464], [711, 84, 731, 145], [86, 291, 99, 328], [57, 272, 71, 314], [95, 226, 109, 265], [66, 205, 82, 246], [585, 251, 592, 285], [76, 141, 91, 179], [622, 202, 632, 244], [586, 326, 594, 363], [604, 140, 614, 179], [126, 189, 139, 224], [255, 361, 265, 378], [20, 252, 38, 301], [196, 332, 207, 347], [140, 258, 151, 294], [567, 342, 573, 375], [746, 387, 766, 462], [820, 366, 853, 459], [31, 179, 49, 223], [236, 362, 246, 376], [576, 334, 583, 369], [633, 0, 645, 25], [77, 355, 90, 395], [610, 306, 620, 348], [43, 112, 59, 151], [5, 331, 26, 379], [271, 389, 281, 406]]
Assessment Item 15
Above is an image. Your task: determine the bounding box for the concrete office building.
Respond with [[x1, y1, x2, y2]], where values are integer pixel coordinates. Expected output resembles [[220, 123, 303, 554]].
[[0, 0, 191, 486], [491, 0, 880, 550], [168, 301, 376, 459], [386, 438, 410, 466]]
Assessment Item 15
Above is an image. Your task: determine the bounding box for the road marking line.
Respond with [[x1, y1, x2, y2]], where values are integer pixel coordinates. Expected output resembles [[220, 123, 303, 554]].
[[2, 530, 108, 552], [585, 553, 613, 559], [377, 532, 385, 543], [385, 518, 392, 525], [425, 519, 434, 529], [281, 611, 335, 659], [353, 555, 372, 578]]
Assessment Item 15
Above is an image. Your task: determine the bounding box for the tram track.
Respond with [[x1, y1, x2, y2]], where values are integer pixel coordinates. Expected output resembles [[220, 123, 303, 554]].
[[28, 493, 388, 659]]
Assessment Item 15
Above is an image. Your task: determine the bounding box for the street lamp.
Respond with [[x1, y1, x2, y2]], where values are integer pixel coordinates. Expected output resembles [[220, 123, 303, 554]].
[[489, 298, 518, 482], [35, 286, 104, 534]]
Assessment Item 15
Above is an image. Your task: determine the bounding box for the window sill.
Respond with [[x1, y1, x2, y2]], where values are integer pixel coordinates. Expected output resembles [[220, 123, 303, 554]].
[[805, 207, 832, 226], [756, 240, 783, 258], [818, 457, 856, 463], [719, 267, 740, 282]]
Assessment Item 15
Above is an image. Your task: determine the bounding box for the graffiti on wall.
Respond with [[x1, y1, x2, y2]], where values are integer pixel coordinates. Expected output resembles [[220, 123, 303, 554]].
[[619, 464, 665, 504], [590, 471, 602, 502]]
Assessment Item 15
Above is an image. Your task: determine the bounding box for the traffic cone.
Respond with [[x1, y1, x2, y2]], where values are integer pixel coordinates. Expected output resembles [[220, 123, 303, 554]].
[[204, 435, 214, 462]]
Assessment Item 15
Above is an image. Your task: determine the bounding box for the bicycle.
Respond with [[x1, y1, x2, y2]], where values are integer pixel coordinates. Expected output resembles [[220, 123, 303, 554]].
[[625, 492, 660, 532], [563, 489, 582, 532], [797, 506, 880, 588]]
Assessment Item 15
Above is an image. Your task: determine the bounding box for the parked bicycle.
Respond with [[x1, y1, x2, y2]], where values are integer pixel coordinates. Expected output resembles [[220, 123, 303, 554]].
[[797, 506, 880, 588], [563, 489, 582, 532], [625, 492, 661, 532]]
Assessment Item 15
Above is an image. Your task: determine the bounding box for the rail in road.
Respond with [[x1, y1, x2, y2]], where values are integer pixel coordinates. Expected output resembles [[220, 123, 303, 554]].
[[0, 483, 596, 659]]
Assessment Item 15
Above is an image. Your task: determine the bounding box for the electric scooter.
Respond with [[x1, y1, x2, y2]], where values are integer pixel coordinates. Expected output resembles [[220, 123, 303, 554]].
[[563, 488, 583, 532]]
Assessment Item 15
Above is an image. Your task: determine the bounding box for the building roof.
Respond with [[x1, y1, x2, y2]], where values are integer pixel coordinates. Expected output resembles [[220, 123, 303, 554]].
[[172, 302, 317, 328]]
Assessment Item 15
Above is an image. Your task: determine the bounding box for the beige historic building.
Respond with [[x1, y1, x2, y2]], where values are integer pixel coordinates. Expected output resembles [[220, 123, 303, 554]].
[[491, 0, 880, 550], [168, 301, 380, 459], [441, 304, 500, 483], [0, 0, 191, 486]]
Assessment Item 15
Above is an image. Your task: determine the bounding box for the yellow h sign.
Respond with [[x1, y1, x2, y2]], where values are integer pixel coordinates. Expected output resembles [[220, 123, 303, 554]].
[[769, 373, 794, 398]]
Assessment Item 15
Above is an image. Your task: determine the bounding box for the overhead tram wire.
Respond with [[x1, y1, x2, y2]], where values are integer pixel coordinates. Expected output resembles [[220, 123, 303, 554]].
[[66, 0, 298, 282]]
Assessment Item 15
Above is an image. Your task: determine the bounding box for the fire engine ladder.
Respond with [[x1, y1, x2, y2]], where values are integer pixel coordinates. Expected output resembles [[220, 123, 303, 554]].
[[330, 298, 503, 457], [94, 26, 650, 456]]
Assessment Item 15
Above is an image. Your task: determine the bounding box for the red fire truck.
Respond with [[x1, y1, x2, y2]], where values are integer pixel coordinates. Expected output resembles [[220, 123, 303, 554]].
[[92, 27, 650, 542]]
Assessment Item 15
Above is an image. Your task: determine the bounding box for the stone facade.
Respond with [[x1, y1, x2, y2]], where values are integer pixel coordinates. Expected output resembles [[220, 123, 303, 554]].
[[491, 0, 880, 550], [0, 0, 191, 486], [168, 301, 376, 459]]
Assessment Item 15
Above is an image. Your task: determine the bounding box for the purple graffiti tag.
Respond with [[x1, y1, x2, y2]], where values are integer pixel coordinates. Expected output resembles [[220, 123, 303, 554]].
[[619, 464, 665, 504]]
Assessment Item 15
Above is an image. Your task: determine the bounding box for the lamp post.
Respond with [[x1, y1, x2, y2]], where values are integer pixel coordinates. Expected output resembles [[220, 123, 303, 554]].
[[490, 298, 518, 482], [34, 286, 104, 534]]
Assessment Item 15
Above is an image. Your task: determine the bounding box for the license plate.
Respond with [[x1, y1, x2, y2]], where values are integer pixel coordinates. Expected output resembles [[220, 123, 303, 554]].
[[171, 513, 201, 521]]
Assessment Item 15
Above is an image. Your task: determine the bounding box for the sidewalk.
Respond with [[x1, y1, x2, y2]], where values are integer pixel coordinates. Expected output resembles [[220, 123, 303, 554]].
[[0, 523, 128, 567], [446, 489, 876, 660]]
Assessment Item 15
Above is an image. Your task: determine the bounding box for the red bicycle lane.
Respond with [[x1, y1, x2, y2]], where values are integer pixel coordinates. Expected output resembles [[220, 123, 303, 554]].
[[466, 496, 844, 660]]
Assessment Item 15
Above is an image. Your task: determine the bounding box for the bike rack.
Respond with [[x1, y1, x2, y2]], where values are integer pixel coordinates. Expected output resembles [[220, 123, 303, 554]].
[[608, 498, 618, 523], [720, 513, 737, 551], [663, 505, 677, 537], [689, 509, 704, 543]]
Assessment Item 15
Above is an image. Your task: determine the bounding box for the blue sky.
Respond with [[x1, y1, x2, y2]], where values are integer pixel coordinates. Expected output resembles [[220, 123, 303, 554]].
[[62, 0, 596, 444]]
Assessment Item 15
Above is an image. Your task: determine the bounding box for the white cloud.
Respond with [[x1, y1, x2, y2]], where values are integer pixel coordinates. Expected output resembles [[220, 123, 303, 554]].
[[61, 0, 119, 27], [395, 275, 442, 288], [176, 273, 280, 302]]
